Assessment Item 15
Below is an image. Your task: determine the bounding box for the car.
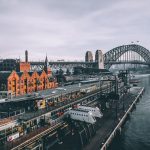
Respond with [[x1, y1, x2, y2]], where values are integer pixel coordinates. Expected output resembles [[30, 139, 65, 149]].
[[51, 91, 57, 94]]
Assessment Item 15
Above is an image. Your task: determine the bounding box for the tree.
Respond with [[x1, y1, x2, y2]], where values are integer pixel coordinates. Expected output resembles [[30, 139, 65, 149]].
[[0, 83, 7, 91], [66, 68, 71, 75], [59, 68, 64, 76]]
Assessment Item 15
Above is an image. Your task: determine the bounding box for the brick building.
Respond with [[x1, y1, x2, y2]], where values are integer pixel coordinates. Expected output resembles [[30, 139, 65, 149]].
[[0, 51, 57, 96]]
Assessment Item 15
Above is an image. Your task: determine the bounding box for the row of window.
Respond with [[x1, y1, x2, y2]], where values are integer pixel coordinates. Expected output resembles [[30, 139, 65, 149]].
[[8, 83, 53, 89], [70, 112, 88, 117], [8, 79, 55, 85], [9, 84, 55, 91], [9, 80, 47, 84], [84, 109, 96, 112]]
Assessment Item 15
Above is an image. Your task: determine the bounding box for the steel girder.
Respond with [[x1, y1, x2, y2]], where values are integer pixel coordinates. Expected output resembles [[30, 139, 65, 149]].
[[104, 44, 150, 69], [30, 62, 94, 71]]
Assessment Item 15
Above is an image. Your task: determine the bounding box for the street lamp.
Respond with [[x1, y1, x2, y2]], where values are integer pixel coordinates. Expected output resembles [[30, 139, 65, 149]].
[[114, 75, 119, 119]]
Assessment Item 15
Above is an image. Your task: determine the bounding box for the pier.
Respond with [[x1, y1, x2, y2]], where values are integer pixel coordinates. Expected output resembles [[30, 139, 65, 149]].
[[51, 87, 145, 150], [100, 87, 144, 150]]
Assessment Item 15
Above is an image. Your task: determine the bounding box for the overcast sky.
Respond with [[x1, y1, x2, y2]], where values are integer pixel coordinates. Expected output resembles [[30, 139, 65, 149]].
[[0, 0, 150, 61]]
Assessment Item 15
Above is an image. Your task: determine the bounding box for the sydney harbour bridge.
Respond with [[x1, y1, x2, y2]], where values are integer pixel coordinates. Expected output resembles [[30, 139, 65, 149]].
[[30, 44, 150, 71]]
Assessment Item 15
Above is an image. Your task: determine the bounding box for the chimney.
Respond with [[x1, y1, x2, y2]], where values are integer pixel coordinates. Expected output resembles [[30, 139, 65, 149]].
[[25, 50, 28, 63]]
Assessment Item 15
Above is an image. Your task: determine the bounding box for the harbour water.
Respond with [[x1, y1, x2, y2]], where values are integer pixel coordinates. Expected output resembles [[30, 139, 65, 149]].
[[109, 74, 150, 150]]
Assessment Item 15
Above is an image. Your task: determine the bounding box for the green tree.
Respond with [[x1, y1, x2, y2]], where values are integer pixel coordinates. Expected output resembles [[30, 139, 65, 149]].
[[1, 83, 7, 91], [59, 68, 64, 76], [66, 69, 71, 75]]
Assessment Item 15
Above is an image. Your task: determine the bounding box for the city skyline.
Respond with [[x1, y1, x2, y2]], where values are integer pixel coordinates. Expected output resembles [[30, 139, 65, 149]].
[[0, 0, 150, 61]]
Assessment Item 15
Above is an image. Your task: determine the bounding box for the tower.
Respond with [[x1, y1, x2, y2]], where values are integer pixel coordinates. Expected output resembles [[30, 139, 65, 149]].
[[44, 55, 52, 76], [25, 50, 28, 63], [85, 51, 93, 62], [95, 50, 104, 69], [17, 50, 30, 72]]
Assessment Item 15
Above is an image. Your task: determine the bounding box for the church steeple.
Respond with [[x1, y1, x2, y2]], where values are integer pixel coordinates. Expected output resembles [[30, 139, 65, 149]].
[[44, 54, 51, 76]]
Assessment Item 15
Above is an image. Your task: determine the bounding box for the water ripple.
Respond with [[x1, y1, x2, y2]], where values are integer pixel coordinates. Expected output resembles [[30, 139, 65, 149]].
[[109, 74, 150, 150]]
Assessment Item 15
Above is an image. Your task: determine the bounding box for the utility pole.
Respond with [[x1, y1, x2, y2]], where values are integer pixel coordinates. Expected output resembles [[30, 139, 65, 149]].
[[123, 93, 125, 111], [99, 74, 102, 97], [115, 75, 118, 119]]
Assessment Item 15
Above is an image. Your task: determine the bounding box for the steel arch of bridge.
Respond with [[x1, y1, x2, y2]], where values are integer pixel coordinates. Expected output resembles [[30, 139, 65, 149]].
[[104, 44, 150, 69], [30, 44, 150, 71]]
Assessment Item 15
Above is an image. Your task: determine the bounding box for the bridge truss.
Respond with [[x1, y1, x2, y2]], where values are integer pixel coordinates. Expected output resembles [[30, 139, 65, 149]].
[[104, 44, 150, 69], [30, 44, 150, 71]]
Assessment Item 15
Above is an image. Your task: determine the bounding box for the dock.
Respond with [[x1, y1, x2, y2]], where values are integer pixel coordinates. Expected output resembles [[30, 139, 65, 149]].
[[51, 87, 145, 150], [84, 87, 145, 150]]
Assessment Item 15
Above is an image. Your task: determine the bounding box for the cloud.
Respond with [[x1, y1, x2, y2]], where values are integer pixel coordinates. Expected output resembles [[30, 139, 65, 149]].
[[0, 0, 150, 61]]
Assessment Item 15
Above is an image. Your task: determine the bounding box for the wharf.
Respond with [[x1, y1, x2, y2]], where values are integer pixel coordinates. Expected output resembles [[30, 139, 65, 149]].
[[84, 87, 144, 150], [52, 87, 144, 150]]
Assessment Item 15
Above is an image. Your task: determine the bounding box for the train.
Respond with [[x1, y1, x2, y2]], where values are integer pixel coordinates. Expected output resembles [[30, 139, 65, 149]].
[[77, 105, 103, 118], [67, 109, 96, 124]]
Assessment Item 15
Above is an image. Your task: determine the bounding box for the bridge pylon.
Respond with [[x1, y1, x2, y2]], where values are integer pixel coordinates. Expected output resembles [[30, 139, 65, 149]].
[[95, 50, 104, 69]]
